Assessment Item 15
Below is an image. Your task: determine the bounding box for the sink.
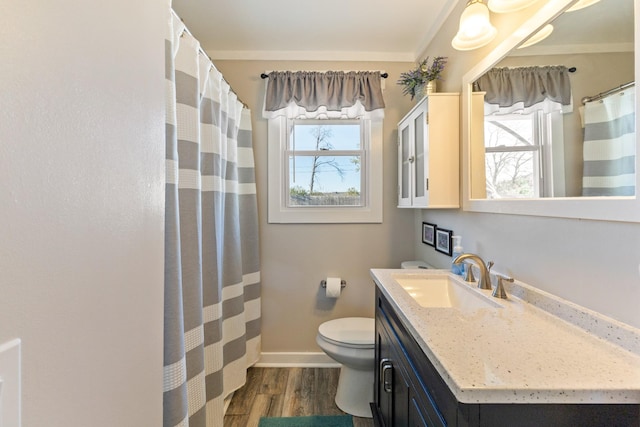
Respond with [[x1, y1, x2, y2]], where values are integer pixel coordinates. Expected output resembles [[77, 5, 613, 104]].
[[393, 274, 501, 310]]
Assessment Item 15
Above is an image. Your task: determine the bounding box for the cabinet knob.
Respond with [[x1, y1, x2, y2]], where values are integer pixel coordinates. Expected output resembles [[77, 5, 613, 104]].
[[408, 156, 415, 163]]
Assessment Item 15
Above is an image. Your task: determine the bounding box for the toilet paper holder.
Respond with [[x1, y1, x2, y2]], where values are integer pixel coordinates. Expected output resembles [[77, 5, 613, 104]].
[[320, 279, 347, 288]]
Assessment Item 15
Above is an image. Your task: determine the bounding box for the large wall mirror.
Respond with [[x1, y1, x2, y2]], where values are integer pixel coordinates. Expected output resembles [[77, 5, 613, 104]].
[[462, 0, 640, 222]]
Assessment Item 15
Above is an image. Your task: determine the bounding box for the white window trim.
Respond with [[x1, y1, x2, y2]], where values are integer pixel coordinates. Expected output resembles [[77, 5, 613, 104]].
[[268, 116, 383, 223]]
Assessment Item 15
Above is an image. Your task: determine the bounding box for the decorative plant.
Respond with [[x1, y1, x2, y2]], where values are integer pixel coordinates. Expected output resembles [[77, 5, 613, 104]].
[[397, 56, 448, 100]]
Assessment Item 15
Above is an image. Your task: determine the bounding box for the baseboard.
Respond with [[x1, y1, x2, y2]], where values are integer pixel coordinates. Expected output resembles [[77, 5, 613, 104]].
[[255, 352, 340, 368]]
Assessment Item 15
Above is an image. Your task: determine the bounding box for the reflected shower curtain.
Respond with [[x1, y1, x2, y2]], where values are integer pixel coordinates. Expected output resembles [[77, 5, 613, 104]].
[[164, 11, 261, 427], [582, 86, 636, 196]]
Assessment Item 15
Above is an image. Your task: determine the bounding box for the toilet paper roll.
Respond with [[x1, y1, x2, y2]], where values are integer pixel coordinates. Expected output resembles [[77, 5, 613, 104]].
[[325, 277, 342, 298]]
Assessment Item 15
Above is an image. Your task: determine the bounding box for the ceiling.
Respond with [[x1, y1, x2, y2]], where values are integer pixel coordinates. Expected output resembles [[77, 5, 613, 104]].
[[171, 0, 459, 62]]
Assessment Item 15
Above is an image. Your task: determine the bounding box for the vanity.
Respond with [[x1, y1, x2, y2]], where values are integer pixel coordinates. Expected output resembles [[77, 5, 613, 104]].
[[370, 269, 640, 427]]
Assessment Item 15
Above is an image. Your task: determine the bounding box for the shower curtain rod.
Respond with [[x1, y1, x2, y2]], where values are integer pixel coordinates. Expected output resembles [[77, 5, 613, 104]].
[[172, 10, 250, 109], [260, 72, 389, 79], [581, 81, 635, 104]]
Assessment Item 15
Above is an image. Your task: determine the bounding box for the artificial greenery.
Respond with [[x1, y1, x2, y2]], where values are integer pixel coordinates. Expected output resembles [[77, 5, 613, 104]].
[[397, 56, 448, 100]]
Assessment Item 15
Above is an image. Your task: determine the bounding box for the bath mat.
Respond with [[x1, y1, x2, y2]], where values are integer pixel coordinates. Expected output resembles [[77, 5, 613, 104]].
[[258, 415, 353, 427]]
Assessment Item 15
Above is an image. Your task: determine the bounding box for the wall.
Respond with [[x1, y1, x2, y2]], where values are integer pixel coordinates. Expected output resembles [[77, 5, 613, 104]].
[[213, 60, 416, 353], [415, 1, 640, 329], [0, 1, 166, 426]]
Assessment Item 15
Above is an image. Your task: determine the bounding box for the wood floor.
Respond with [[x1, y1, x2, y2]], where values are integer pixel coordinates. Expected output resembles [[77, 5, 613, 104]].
[[224, 367, 374, 427]]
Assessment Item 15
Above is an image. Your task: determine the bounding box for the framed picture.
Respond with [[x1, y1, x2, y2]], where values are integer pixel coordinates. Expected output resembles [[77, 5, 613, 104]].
[[422, 222, 436, 246], [435, 227, 453, 256]]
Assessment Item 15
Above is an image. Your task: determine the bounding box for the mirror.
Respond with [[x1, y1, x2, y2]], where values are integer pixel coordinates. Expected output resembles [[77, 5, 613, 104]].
[[462, 0, 640, 222]]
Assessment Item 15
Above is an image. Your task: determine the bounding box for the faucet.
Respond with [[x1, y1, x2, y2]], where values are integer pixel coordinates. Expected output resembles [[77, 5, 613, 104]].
[[452, 253, 493, 290]]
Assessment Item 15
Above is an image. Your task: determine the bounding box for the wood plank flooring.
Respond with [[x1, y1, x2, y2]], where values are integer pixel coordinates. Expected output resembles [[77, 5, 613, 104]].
[[224, 367, 374, 427]]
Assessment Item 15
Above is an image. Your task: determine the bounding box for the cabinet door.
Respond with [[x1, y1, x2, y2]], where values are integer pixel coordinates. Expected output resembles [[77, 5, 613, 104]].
[[409, 394, 430, 427], [375, 326, 393, 426], [375, 317, 410, 427], [412, 107, 428, 207], [391, 357, 410, 427], [397, 98, 429, 208], [397, 120, 413, 207]]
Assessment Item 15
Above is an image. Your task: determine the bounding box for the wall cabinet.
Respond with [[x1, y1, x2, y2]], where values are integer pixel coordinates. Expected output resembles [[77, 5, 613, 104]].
[[397, 93, 460, 208], [372, 287, 640, 427]]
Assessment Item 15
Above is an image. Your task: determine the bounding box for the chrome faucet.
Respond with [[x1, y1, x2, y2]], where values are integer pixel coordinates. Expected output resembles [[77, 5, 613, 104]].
[[452, 253, 493, 290]]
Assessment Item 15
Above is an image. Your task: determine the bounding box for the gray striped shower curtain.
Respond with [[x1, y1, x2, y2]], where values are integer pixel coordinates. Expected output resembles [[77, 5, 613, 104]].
[[163, 12, 261, 427], [582, 86, 636, 196]]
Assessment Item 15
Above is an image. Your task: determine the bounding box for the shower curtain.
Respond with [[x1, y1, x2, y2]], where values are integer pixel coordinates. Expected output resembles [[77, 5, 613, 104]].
[[164, 11, 261, 427], [582, 86, 636, 196]]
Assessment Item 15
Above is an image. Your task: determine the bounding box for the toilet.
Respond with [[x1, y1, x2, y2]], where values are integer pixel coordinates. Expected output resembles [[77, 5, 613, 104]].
[[316, 317, 375, 418]]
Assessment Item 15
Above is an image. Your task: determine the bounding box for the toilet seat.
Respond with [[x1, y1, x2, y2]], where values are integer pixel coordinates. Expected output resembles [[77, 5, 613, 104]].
[[318, 317, 374, 349]]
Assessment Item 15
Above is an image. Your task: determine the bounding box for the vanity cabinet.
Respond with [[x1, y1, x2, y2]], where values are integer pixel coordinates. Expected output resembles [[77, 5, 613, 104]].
[[372, 287, 640, 427], [397, 93, 459, 208], [373, 287, 467, 427]]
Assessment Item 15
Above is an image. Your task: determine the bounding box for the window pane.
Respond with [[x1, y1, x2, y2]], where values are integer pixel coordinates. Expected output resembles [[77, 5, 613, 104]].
[[291, 122, 361, 151], [414, 112, 425, 198], [288, 155, 362, 206], [485, 116, 534, 148], [401, 127, 410, 199], [485, 151, 535, 199]]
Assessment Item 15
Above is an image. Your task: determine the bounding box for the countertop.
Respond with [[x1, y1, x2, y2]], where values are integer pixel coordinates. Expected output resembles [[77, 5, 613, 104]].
[[370, 268, 640, 404]]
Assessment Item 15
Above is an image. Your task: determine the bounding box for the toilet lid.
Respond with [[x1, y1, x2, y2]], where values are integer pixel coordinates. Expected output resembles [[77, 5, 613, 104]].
[[318, 317, 374, 346]]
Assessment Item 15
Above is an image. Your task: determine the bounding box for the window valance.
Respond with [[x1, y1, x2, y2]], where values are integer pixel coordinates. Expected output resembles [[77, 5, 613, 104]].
[[263, 71, 385, 119], [474, 66, 573, 115]]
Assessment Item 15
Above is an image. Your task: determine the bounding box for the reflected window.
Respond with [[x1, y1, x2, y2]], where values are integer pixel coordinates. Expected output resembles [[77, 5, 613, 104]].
[[484, 111, 562, 198]]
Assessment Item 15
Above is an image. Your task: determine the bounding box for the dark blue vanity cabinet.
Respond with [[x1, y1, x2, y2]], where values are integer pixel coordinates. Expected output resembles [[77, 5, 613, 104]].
[[373, 287, 462, 427], [372, 287, 640, 427]]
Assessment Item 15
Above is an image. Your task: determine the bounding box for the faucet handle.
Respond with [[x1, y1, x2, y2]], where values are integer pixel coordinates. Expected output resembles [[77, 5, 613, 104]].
[[492, 274, 513, 299], [486, 260, 494, 274]]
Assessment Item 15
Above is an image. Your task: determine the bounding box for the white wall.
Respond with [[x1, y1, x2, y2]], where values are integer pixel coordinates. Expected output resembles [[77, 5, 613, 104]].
[[415, 1, 640, 329], [0, 1, 166, 426]]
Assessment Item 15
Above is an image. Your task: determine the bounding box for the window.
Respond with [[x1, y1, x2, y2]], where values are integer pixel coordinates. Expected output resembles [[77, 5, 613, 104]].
[[268, 116, 382, 223], [484, 110, 564, 199]]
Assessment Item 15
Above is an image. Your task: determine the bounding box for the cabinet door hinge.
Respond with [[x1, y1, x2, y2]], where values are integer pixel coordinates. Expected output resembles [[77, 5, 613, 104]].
[[425, 113, 429, 125], [426, 178, 429, 191]]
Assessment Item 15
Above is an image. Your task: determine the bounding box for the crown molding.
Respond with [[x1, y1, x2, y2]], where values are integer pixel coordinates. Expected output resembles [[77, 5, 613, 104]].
[[414, 0, 460, 59], [204, 49, 416, 62]]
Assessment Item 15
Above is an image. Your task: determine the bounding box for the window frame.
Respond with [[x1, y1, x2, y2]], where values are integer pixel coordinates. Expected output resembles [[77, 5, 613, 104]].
[[268, 116, 383, 223], [484, 110, 563, 198]]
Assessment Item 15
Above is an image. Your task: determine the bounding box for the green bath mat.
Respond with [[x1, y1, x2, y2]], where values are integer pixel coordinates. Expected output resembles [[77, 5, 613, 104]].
[[258, 415, 353, 427]]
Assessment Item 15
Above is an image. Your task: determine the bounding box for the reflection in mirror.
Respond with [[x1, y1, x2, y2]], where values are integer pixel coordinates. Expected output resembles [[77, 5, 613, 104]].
[[470, 0, 635, 199]]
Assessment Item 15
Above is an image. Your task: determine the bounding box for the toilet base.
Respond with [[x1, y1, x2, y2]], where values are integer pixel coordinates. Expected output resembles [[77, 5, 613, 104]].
[[334, 365, 373, 418]]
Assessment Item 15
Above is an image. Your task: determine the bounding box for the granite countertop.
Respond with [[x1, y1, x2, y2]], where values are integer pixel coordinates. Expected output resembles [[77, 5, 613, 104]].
[[370, 268, 640, 404]]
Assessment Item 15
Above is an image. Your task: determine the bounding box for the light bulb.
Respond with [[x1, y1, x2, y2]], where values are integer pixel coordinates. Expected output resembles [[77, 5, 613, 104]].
[[452, 1, 497, 51]]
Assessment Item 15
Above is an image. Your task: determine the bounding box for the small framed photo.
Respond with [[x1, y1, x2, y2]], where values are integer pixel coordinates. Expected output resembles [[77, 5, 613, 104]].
[[435, 227, 453, 256], [422, 222, 436, 246]]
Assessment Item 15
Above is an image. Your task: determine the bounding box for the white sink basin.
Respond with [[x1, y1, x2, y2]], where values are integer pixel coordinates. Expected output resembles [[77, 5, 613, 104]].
[[393, 274, 501, 310]]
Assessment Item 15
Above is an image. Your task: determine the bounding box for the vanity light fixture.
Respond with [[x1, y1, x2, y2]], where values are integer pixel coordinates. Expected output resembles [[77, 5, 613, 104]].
[[487, 0, 539, 13], [517, 24, 554, 49], [566, 0, 601, 12], [452, 0, 497, 51]]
